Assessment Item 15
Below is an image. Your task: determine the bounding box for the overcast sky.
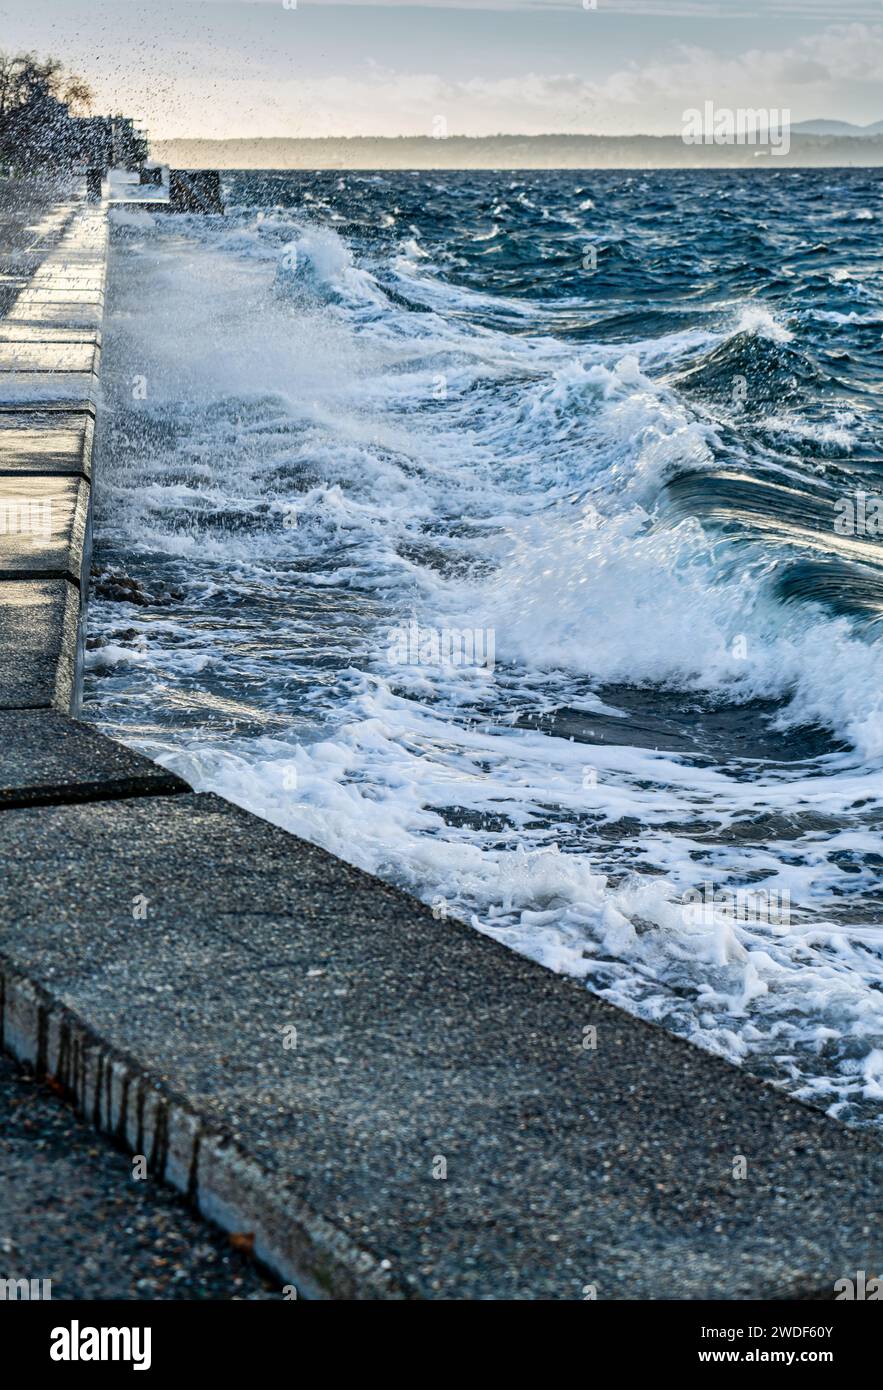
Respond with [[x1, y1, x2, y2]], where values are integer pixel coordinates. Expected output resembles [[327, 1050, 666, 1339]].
[[0, 0, 880, 139]]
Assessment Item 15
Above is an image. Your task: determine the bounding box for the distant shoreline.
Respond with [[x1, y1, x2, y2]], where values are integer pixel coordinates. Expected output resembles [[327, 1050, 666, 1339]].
[[152, 133, 883, 171]]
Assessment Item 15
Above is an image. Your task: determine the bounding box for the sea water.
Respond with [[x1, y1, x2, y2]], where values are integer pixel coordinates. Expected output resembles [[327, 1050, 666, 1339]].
[[85, 168, 883, 1125]]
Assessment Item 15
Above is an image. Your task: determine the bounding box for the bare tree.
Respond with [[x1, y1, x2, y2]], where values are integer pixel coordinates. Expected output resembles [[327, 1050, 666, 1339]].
[[63, 77, 94, 116], [0, 49, 95, 166], [0, 52, 18, 124]]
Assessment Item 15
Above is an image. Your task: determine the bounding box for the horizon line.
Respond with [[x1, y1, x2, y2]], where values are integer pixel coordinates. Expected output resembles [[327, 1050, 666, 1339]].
[[152, 127, 883, 142]]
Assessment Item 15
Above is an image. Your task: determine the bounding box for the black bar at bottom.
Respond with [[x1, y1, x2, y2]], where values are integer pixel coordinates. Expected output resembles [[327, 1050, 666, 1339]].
[[0, 1296, 876, 1375]]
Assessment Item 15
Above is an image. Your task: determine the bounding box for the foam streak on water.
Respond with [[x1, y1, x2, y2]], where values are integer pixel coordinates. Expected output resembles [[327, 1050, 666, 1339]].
[[88, 170, 883, 1125]]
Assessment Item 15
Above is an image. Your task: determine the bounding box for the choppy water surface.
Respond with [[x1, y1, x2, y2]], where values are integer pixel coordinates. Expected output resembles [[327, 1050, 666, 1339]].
[[85, 169, 883, 1124]]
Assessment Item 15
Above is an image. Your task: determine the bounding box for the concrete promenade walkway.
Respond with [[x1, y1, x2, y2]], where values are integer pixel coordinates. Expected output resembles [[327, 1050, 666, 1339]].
[[0, 1051, 275, 1299], [0, 183, 882, 1300]]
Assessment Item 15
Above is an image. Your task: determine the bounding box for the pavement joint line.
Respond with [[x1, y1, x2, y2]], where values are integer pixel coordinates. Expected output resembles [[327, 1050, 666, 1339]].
[[0, 469, 91, 482], [0, 780, 189, 812], [0, 402, 96, 415], [0, 334, 101, 341], [0, 570, 84, 585]]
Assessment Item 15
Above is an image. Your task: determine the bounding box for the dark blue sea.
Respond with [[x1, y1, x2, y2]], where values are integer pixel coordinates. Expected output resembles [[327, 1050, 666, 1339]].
[[87, 168, 883, 1123]]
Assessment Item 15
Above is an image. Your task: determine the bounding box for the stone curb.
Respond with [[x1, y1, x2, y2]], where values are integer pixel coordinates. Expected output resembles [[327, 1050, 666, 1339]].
[[0, 963, 408, 1300]]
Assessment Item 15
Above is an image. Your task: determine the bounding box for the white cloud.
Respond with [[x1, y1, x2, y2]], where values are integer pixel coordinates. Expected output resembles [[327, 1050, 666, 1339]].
[[246, 0, 883, 13], [5, 0, 880, 137], [130, 21, 883, 136]]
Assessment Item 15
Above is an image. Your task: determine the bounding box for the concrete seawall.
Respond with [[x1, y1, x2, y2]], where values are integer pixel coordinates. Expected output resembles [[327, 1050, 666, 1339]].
[[1, 183, 883, 1300]]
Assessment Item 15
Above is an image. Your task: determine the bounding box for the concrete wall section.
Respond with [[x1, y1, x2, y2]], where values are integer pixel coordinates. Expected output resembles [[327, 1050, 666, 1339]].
[[0, 204, 105, 713]]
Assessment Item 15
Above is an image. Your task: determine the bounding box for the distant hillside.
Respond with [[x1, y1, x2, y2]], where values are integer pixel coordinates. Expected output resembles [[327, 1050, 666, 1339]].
[[791, 119, 883, 137], [152, 133, 883, 171]]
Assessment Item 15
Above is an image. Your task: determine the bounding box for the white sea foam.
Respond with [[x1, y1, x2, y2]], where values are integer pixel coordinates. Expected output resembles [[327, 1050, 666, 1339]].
[[88, 207, 883, 1126], [732, 303, 794, 342]]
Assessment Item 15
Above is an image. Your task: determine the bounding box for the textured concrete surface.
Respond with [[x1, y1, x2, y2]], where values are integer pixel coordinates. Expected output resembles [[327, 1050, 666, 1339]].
[[6, 208, 106, 337], [0, 412, 93, 477], [0, 324, 102, 346], [0, 372, 96, 410], [9, 286, 104, 302], [0, 579, 80, 710], [1, 788, 881, 1300], [0, 475, 89, 584], [0, 710, 188, 808], [0, 343, 99, 374], [30, 267, 106, 284], [0, 1053, 276, 1300], [0, 186, 76, 317], [0, 199, 104, 715], [6, 304, 104, 330]]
